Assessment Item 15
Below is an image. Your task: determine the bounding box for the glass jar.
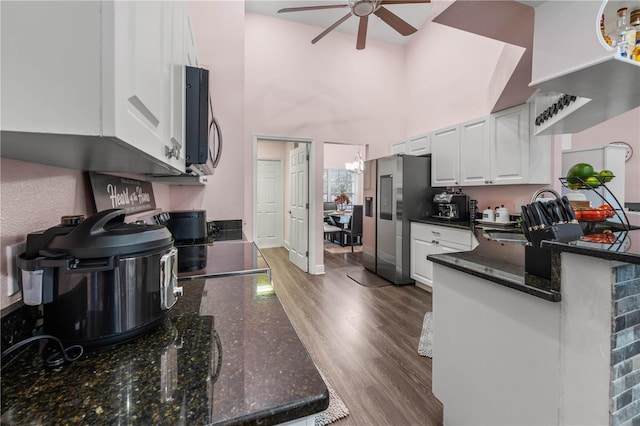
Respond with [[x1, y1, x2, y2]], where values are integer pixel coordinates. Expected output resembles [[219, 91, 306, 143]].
[[616, 7, 631, 57]]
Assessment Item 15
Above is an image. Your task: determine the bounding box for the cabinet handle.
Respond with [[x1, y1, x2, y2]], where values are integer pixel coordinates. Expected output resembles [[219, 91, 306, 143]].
[[165, 143, 181, 160], [431, 231, 441, 236], [489, 180, 493, 184], [485, 180, 489, 184]]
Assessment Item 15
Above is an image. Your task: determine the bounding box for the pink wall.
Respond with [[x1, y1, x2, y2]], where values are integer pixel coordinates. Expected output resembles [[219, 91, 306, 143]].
[[0, 158, 171, 310], [243, 13, 406, 160], [404, 21, 514, 135], [170, 1, 246, 224], [570, 107, 640, 204]]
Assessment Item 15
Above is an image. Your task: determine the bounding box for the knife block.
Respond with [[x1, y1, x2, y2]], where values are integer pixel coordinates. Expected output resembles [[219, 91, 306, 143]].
[[525, 223, 583, 279]]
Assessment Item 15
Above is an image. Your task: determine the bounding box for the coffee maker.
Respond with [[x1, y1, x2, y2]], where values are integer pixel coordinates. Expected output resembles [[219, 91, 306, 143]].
[[432, 191, 470, 221]]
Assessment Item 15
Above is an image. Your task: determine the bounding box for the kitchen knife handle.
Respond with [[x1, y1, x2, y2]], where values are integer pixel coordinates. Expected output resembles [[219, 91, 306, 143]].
[[533, 201, 550, 228], [522, 204, 537, 231], [553, 199, 569, 223], [520, 205, 533, 242], [560, 196, 578, 223]]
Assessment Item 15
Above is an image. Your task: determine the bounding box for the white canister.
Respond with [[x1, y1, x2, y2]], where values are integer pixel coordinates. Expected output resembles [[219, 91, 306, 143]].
[[495, 205, 510, 223], [482, 207, 495, 222]]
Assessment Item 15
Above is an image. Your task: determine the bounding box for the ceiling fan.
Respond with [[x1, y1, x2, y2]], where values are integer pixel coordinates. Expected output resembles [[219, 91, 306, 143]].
[[278, 0, 430, 50]]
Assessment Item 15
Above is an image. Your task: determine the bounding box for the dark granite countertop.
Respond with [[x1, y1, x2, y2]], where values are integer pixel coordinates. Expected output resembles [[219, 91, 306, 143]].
[[427, 226, 561, 302], [540, 221, 640, 265], [425, 218, 640, 301], [177, 241, 271, 280], [0, 275, 329, 425]]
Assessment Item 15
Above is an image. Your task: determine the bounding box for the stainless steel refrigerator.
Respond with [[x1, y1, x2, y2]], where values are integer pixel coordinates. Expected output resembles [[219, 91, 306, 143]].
[[362, 154, 436, 285]]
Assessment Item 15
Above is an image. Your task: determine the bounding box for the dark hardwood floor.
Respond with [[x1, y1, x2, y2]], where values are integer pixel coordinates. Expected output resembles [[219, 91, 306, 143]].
[[261, 247, 443, 425]]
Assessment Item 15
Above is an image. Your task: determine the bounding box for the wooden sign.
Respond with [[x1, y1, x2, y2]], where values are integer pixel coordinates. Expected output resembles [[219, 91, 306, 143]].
[[88, 172, 156, 214]]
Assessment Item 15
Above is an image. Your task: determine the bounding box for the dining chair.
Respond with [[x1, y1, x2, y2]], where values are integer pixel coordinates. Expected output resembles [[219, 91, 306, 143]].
[[323, 215, 342, 243], [342, 205, 362, 252]]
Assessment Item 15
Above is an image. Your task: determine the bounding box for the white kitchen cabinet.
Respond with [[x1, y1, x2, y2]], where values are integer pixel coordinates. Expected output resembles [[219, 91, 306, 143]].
[[0, 1, 189, 175], [390, 141, 407, 155], [431, 103, 549, 187], [530, 1, 640, 135], [407, 134, 430, 156], [489, 103, 529, 185], [185, 11, 200, 67], [390, 134, 430, 156], [410, 222, 477, 290], [459, 117, 491, 186], [430, 126, 461, 187]]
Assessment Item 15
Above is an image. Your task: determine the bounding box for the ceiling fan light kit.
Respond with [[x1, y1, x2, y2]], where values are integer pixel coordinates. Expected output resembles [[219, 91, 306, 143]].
[[277, 0, 429, 50], [351, 0, 378, 17]]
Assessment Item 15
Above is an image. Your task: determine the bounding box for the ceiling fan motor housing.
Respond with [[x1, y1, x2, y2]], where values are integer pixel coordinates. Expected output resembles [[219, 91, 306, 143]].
[[350, 0, 379, 16]]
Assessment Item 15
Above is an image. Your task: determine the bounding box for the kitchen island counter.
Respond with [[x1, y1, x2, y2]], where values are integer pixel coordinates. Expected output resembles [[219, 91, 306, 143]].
[[0, 273, 329, 425], [429, 220, 640, 425], [426, 224, 560, 301]]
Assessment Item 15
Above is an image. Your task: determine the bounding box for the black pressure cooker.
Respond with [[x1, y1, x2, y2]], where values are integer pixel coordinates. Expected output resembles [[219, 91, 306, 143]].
[[16, 209, 182, 348]]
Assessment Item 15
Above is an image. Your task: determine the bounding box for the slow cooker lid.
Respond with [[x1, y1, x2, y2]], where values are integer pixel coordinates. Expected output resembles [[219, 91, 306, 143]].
[[35, 209, 173, 259]]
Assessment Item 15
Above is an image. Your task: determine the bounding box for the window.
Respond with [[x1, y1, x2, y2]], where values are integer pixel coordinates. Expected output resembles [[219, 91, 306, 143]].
[[323, 169, 355, 205]]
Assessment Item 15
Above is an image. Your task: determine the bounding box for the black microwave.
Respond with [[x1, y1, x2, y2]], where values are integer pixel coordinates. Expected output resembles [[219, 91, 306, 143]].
[[185, 66, 222, 174]]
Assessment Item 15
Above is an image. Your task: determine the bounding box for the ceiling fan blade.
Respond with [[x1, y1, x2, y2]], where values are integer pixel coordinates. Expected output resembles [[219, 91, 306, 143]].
[[374, 6, 418, 36], [380, 0, 430, 4], [312, 13, 352, 44], [278, 4, 348, 13], [356, 16, 368, 50]]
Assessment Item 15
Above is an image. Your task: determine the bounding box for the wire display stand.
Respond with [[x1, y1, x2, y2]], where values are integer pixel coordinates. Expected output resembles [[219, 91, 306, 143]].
[[559, 175, 631, 251]]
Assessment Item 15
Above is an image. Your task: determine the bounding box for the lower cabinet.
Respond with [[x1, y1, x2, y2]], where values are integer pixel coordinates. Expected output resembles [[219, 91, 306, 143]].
[[410, 222, 477, 290]]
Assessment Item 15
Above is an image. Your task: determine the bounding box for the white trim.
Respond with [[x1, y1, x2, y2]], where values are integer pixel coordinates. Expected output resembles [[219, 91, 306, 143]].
[[253, 134, 322, 275]]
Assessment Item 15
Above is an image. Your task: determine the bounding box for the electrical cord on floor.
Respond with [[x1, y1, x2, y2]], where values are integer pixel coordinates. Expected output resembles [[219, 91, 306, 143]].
[[1, 334, 84, 367]]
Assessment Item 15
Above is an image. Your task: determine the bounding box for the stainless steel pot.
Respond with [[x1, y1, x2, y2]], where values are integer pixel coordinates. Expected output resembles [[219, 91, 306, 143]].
[[17, 209, 182, 348]]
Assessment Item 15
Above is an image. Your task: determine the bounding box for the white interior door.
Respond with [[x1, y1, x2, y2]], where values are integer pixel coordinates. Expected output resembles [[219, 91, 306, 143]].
[[289, 145, 309, 272], [256, 159, 283, 249]]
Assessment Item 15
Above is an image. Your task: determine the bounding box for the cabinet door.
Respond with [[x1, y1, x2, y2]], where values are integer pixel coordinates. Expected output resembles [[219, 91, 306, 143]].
[[185, 11, 199, 67], [411, 233, 438, 287], [431, 125, 460, 187], [113, 2, 168, 163], [490, 104, 529, 185], [408, 134, 430, 156], [167, 2, 186, 168], [438, 240, 473, 254], [460, 117, 491, 186], [390, 141, 407, 155]]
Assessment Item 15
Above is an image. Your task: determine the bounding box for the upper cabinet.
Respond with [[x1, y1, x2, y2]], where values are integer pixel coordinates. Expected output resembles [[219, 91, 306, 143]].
[[530, 0, 640, 135], [0, 1, 194, 175], [431, 126, 461, 187], [431, 103, 550, 187], [389, 134, 430, 156]]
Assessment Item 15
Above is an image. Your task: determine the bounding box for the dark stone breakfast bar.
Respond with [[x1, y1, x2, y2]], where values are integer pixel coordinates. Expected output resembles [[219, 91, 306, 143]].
[[422, 219, 640, 425], [1, 242, 329, 425]]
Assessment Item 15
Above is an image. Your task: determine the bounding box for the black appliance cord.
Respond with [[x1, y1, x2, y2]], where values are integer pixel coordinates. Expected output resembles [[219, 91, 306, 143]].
[[1, 334, 84, 367]]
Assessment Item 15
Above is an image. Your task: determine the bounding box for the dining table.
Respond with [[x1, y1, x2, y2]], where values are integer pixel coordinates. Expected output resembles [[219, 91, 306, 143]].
[[323, 211, 352, 246]]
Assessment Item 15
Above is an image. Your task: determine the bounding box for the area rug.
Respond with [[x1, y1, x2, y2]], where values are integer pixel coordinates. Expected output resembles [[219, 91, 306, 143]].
[[316, 369, 350, 426], [418, 311, 433, 358], [324, 241, 363, 254], [347, 269, 390, 288]]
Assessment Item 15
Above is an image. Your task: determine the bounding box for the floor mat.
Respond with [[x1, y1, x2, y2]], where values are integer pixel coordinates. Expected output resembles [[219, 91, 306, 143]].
[[324, 241, 363, 254], [418, 311, 433, 358], [347, 269, 390, 288]]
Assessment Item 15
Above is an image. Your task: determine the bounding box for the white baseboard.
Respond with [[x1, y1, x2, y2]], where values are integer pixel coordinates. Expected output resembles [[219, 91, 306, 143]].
[[415, 281, 433, 293], [310, 264, 325, 275]]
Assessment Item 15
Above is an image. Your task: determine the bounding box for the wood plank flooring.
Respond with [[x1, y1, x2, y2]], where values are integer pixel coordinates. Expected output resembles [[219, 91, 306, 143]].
[[261, 248, 443, 426]]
